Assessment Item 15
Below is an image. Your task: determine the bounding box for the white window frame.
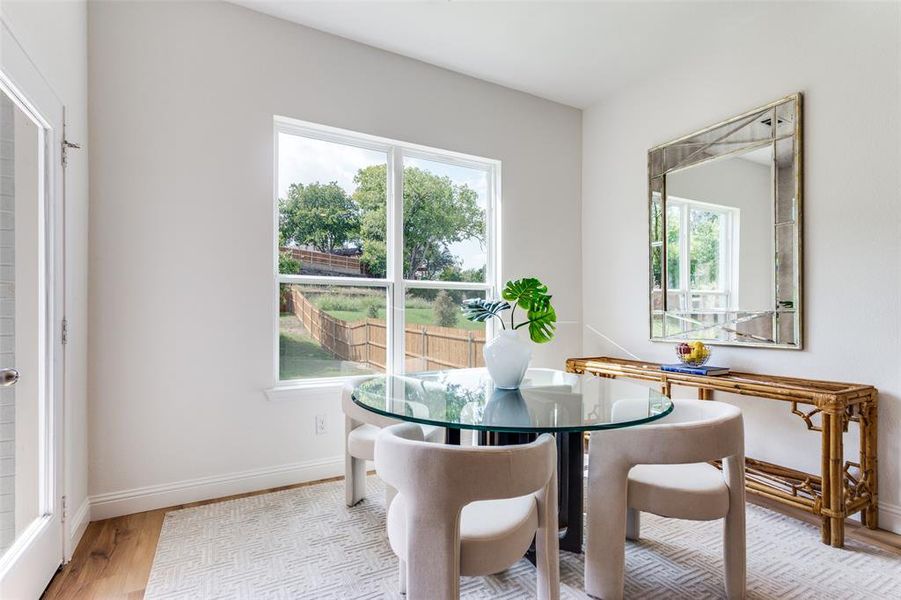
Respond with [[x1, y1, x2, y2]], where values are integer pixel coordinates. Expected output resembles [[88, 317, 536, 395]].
[[666, 195, 739, 312], [269, 116, 501, 393]]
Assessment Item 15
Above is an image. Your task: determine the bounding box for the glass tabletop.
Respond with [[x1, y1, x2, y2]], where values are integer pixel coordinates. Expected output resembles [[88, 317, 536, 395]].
[[351, 368, 673, 433]]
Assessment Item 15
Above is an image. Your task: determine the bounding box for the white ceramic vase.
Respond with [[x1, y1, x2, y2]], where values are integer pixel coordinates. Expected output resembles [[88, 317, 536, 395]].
[[483, 330, 532, 389]]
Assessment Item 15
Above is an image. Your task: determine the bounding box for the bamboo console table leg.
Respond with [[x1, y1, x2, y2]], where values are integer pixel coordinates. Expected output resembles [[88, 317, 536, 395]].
[[820, 409, 832, 545], [820, 400, 846, 548], [862, 394, 879, 529]]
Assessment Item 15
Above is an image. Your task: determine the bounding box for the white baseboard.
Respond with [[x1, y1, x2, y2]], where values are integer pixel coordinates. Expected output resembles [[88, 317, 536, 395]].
[[65, 497, 91, 561], [89, 456, 345, 521], [83, 460, 901, 537], [878, 501, 901, 534]]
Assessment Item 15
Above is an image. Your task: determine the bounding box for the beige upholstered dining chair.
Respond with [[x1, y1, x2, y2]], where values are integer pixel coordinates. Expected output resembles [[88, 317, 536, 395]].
[[375, 422, 560, 600], [342, 383, 444, 507], [585, 399, 745, 600]]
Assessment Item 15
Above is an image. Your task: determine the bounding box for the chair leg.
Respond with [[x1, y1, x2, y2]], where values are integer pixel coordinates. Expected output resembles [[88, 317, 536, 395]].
[[585, 465, 629, 600], [405, 508, 461, 600], [723, 510, 746, 599], [345, 452, 367, 507], [625, 508, 641, 541], [399, 558, 407, 595], [723, 455, 746, 599], [536, 467, 560, 600]]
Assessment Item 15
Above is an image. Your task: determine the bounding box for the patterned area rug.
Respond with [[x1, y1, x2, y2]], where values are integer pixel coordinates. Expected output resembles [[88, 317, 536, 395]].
[[145, 477, 900, 599]]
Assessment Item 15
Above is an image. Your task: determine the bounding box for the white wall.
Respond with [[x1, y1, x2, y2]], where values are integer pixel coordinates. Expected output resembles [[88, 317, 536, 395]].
[[1, 0, 90, 557], [87, 1, 582, 517], [582, 3, 901, 531]]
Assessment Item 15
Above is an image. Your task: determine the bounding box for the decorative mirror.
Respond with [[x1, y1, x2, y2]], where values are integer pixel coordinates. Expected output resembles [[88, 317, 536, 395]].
[[648, 94, 802, 348]]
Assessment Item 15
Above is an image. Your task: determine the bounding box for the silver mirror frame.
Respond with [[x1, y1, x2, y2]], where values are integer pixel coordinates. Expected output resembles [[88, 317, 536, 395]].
[[648, 93, 803, 349]]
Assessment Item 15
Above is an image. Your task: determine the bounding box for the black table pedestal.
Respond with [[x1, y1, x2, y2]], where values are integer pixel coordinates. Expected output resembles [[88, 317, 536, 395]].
[[472, 430, 583, 555], [556, 431, 584, 553]]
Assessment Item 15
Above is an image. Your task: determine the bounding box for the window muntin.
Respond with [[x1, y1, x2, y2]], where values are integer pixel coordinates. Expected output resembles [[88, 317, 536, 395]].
[[274, 118, 498, 383]]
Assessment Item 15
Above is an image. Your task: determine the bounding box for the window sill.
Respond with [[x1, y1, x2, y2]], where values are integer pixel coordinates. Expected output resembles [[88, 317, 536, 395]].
[[264, 375, 372, 402]]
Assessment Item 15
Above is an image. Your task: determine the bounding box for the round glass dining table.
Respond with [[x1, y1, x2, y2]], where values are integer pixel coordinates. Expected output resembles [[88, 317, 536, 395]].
[[351, 367, 673, 554]]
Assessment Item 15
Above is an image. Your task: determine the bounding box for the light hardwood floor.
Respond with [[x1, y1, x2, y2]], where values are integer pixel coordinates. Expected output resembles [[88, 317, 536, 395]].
[[41, 480, 901, 600]]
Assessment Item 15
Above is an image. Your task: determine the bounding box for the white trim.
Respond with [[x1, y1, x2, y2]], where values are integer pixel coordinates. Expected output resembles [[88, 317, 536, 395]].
[[878, 501, 901, 535], [274, 115, 501, 169], [81, 474, 901, 541], [89, 456, 345, 521], [278, 274, 387, 287], [78, 460, 901, 538], [387, 146, 404, 374], [265, 375, 371, 401], [272, 119, 282, 388], [401, 279, 491, 291], [65, 498, 90, 561]]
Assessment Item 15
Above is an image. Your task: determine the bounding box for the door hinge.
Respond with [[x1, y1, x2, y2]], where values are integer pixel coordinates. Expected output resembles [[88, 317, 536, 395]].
[[62, 139, 81, 168], [61, 319, 68, 345], [61, 495, 67, 523]]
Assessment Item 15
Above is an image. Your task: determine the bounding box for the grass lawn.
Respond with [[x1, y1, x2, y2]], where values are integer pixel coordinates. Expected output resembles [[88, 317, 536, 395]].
[[279, 314, 376, 380], [320, 307, 484, 331], [295, 289, 485, 331]]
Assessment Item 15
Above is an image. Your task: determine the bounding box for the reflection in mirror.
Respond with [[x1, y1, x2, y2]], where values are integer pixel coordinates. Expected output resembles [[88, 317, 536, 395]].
[[666, 144, 773, 313], [648, 94, 802, 348]]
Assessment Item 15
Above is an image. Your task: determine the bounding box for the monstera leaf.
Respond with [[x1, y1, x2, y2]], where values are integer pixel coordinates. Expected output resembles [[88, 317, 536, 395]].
[[463, 278, 557, 343], [461, 298, 511, 323], [502, 278, 557, 343], [524, 303, 557, 343], [502, 278, 551, 311]]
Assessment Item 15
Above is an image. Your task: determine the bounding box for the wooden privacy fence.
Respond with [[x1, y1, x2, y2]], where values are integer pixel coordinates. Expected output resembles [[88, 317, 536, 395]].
[[281, 247, 364, 275], [287, 288, 485, 371]]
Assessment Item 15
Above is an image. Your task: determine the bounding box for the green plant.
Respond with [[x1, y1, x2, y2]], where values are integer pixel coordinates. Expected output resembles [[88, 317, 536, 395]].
[[403, 293, 435, 309], [461, 278, 557, 343], [353, 165, 484, 279], [366, 303, 379, 319], [433, 290, 458, 327], [279, 181, 360, 254], [278, 251, 302, 275]]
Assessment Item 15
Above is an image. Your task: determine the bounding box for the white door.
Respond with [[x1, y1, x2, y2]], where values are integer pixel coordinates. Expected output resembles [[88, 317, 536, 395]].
[[0, 18, 66, 600]]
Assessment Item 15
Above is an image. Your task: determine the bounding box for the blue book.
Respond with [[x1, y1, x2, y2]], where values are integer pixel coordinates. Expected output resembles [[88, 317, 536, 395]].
[[661, 364, 730, 376]]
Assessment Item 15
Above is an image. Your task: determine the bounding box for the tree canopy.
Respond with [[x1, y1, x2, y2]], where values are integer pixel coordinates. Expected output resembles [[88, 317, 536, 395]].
[[688, 210, 720, 289], [279, 181, 360, 254], [280, 164, 485, 280], [354, 165, 483, 279]]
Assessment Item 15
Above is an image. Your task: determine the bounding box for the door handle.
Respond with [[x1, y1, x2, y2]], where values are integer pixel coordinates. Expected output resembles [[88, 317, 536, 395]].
[[0, 368, 19, 387]]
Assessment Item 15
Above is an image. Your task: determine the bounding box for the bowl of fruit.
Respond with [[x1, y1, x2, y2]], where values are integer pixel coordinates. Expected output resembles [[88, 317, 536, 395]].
[[676, 341, 711, 367]]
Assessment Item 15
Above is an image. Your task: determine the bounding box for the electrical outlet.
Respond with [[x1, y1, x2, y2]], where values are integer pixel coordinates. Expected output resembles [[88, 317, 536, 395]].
[[315, 414, 327, 435]]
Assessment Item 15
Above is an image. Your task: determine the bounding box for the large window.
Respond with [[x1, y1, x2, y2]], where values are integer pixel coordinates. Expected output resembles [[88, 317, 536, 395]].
[[274, 118, 499, 383]]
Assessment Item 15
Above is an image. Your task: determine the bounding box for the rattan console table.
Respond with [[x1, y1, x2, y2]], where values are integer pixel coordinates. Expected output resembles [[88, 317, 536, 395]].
[[566, 356, 878, 548]]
